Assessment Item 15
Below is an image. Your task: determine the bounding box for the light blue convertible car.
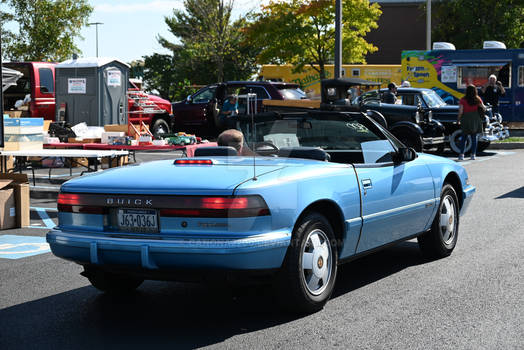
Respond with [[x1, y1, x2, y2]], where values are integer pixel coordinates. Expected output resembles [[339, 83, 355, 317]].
[[47, 111, 475, 313]]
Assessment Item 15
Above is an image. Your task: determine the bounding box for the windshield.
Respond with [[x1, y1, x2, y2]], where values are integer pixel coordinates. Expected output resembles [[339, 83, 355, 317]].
[[278, 87, 307, 100], [236, 112, 398, 164], [421, 90, 447, 108]]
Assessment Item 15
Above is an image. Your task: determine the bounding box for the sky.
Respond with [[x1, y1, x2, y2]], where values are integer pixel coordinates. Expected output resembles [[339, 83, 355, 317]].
[[76, 0, 265, 63]]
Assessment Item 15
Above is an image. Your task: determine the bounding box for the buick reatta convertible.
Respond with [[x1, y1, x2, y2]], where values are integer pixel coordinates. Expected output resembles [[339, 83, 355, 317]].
[[47, 111, 475, 313]]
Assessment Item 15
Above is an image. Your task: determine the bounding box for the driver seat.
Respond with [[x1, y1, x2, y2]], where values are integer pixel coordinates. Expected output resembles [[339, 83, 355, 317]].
[[277, 147, 331, 161]]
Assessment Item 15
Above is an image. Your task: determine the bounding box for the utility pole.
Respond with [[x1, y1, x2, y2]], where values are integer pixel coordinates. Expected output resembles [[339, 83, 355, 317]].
[[88, 22, 104, 57], [334, 0, 342, 78], [426, 0, 431, 50], [0, 29, 4, 148]]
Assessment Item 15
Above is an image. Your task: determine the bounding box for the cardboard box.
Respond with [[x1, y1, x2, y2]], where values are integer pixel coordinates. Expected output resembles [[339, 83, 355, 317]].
[[0, 181, 16, 230], [104, 124, 129, 134], [101, 155, 129, 167], [102, 132, 125, 144], [0, 174, 29, 229], [5, 110, 30, 118]]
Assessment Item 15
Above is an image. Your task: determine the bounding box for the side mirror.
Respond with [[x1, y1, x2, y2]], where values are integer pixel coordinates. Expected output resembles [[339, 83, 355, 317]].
[[186, 95, 192, 103], [394, 147, 417, 163]]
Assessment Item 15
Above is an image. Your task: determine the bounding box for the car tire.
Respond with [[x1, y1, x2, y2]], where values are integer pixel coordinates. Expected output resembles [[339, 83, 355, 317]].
[[277, 212, 338, 314], [449, 129, 471, 154], [394, 128, 423, 152], [418, 184, 459, 259], [84, 267, 143, 294], [152, 118, 170, 139], [477, 140, 490, 153]]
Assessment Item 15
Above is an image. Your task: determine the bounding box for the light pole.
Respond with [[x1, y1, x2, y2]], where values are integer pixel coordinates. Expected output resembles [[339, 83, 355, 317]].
[[88, 22, 103, 57], [426, 0, 431, 50]]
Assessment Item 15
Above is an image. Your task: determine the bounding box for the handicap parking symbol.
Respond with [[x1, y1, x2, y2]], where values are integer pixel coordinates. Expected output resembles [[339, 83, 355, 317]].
[[0, 235, 51, 259]]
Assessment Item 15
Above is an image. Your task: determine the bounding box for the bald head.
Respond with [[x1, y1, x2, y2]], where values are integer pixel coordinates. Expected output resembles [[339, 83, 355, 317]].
[[217, 129, 244, 152]]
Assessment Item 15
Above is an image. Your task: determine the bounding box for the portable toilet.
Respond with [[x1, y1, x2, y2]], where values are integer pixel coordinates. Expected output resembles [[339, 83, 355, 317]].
[[55, 57, 129, 126]]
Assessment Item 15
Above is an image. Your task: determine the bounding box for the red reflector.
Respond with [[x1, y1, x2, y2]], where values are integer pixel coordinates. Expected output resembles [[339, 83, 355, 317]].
[[57, 193, 81, 205], [174, 159, 212, 165]]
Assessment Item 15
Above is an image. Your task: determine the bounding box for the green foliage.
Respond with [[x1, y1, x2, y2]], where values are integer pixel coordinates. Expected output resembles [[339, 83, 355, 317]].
[[432, 0, 524, 49], [245, 0, 382, 78], [157, 0, 259, 83], [0, 0, 92, 61]]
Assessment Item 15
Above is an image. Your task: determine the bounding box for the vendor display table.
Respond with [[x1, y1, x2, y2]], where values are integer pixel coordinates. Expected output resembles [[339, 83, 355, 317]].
[[0, 149, 129, 185], [44, 142, 218, 161]]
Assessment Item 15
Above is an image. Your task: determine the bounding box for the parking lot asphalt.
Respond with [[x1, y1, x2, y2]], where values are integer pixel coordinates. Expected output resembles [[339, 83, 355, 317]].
[[1, 148, 523, 349]]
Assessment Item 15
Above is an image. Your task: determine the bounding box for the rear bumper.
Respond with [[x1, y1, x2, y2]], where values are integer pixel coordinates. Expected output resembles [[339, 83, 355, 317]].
[[460, 185, 476, 215], [47, 229, 291, 271]]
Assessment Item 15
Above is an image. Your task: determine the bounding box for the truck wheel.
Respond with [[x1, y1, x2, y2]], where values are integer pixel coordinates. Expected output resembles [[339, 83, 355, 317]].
[[477, 140, 490, 153], [152, 118, 170, 139], [449, 130, 471, 154], [83, 267, 143, 294], [277, 212, 338, 314], [395, 129, 423, 152]]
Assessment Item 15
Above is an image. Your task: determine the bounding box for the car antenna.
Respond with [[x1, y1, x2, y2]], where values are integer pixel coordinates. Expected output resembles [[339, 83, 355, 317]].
[[248, 90, 257, 181]]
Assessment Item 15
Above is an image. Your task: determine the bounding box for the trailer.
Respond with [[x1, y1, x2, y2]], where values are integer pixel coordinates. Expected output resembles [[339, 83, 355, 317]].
[[402, 42, 524, 122]]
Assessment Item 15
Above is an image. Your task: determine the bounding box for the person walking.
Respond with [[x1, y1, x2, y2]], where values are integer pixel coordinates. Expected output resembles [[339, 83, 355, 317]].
[[457, 84, 486, 160]]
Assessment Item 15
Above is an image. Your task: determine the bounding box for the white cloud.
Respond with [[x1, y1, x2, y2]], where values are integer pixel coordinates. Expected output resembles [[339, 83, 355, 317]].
[[96, 1, 184, 13]]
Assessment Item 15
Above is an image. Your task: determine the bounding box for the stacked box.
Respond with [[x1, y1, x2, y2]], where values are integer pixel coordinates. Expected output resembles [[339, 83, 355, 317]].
[[3, 117, 44, 151]]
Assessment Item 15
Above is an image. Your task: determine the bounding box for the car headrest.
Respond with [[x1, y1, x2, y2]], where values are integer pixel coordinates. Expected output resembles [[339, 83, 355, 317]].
[[277, 147, 331, 161], [194, 146, 238, 157]]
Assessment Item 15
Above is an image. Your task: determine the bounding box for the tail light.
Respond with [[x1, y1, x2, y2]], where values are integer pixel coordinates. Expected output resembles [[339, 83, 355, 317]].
[[174, 159, 212, 165], [160, 195, 270, 218], [57, 193, 105, 214]]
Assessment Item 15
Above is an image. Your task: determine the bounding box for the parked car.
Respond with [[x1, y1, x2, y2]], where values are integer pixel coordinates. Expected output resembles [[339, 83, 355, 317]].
[[263, 78, 446, 152], [359, 87, 510, 153], [47, 110, 475, 313], [171, 81, 307, 136], [3, 62, 174, 138]]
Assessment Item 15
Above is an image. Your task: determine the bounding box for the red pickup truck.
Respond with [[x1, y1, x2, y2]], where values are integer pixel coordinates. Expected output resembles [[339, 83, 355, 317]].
[[3, 62, 173, 136]]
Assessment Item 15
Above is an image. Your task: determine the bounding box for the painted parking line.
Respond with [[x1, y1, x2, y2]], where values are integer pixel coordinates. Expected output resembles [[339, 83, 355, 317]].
[[0, 235, 50, 259], [29, 207, 58, 230]]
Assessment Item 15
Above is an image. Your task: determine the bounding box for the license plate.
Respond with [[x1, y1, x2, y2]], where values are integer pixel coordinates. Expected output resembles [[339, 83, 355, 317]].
[[117, 209, 158, 232]]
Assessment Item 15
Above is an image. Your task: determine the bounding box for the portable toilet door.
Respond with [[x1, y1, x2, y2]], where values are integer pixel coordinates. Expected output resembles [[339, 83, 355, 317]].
[[100, 64, 128, 126]]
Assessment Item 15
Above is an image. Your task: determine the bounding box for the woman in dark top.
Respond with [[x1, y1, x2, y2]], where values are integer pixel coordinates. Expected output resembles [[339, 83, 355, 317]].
[[457, 85, 485, 160]]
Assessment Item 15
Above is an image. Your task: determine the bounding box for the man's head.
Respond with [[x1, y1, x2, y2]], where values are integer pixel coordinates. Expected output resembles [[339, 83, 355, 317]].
[[488, 74, 497, 85], [217, 129, 243, 153], [387, 82, 397, 92]]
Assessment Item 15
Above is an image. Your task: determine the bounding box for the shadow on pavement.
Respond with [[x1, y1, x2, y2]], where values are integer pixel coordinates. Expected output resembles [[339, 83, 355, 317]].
[[0, 241, 427, 350], [496, 186, 524, 199]]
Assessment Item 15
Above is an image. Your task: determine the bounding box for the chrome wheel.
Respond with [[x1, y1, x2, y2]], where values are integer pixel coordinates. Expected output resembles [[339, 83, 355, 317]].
[[439, 194, 457, 245], [449, 129, 471, 154], [301, 229, 333, 296]]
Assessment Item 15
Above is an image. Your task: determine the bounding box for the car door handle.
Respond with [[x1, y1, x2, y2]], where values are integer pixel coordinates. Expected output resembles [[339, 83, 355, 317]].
[[361, 178, 372, 189]]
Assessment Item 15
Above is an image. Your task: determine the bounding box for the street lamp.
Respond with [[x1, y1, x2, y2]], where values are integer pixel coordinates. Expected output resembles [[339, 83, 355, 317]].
[[88, 22, 104, 57]]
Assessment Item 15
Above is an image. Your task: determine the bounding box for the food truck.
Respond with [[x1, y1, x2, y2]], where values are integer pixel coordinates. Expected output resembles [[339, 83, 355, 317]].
[[258, 64, 401, 99], [401, 42, 524, 122]]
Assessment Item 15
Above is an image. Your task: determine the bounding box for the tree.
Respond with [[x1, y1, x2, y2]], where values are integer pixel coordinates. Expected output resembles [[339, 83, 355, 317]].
[[157, 0, 258, 83], [245, 0, 382, 79], [0, 0, 92, 61], [432, 0, 524, 49]]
